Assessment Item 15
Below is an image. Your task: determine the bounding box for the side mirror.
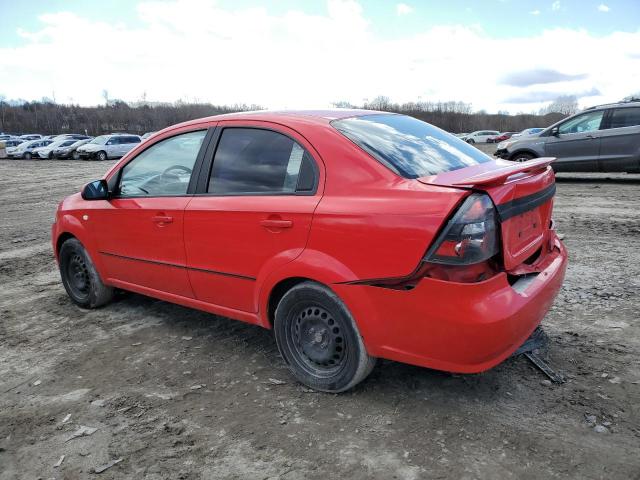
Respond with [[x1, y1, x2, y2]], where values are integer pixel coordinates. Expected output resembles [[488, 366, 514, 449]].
[[81, 179, 110, 200], [551, 127, 560, 137]]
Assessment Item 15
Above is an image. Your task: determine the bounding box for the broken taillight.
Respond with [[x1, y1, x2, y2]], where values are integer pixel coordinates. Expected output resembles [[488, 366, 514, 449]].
[[424, 193, 499, 266]]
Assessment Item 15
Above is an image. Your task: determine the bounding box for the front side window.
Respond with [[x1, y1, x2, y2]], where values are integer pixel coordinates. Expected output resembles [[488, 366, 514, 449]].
[[333, 114, 491, 178], [118, 130, 206, 197], [558, 111, 604, 135], [607, 108, 640, 129], [208, 128, 314, 195]]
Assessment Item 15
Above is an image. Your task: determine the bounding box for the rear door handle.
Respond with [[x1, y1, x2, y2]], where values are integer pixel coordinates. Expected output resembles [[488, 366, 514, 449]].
[[152, 215, 173, 224], [260, 219, 293, 229], [585, 134, 598, 139]]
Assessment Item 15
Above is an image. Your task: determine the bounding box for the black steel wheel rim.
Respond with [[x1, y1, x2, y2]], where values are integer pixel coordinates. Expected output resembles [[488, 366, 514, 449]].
[[66, 253, 90, 298], [289, 304, 347, 377]]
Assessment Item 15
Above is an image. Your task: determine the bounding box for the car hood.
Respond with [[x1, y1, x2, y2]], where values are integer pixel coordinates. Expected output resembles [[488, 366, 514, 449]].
[[79, 144, 101, 151]]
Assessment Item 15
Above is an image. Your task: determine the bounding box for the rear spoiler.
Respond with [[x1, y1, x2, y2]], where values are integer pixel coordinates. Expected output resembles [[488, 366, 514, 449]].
[[450, 157, 555, 187]]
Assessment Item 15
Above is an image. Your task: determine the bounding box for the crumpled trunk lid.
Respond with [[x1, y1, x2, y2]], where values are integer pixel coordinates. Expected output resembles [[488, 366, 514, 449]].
[[418, 158, 557, 271]]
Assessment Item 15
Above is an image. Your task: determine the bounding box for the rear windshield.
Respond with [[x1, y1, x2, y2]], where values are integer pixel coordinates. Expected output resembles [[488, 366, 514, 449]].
[[332, 114, 491, 178]]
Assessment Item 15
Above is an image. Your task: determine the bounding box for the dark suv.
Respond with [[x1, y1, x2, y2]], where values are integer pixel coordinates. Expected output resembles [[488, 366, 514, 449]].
[[495, 99, 640, 172]]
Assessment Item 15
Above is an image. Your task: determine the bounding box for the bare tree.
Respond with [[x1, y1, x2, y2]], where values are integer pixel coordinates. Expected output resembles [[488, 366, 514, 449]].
[[540, 95, 579, 115]]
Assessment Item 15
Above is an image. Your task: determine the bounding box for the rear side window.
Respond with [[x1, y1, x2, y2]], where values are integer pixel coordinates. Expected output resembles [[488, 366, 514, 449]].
[[332, 114, 491, 178], [608, 108, 640, 129], [208, 128, 315, 195]]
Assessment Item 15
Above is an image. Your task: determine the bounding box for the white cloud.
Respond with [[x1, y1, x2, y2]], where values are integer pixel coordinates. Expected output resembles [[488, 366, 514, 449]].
[[396, 3, 413, 15], [551, 1, 561, 11], [0, 0, 638, 114], [597, 3, 610, 12], [530, 9, 541, 15]]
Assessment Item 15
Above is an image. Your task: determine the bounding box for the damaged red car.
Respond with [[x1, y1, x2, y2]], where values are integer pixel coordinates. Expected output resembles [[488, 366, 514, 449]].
[[52, 110, 567, 392]]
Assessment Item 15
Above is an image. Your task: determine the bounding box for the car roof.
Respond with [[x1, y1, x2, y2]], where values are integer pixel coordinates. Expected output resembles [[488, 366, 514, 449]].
[[585, 99, 640, 110], [168, 109, 393, 130]]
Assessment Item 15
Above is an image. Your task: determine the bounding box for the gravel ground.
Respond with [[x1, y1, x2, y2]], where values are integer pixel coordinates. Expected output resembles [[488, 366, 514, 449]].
[[0, 157, 639, 479]]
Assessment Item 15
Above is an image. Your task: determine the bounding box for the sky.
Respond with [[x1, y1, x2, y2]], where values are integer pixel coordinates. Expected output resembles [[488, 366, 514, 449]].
[[0, 0, 639, 113]]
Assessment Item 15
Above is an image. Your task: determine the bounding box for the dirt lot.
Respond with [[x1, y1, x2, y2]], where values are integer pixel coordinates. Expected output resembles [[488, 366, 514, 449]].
[[1, 157, 639, 480]]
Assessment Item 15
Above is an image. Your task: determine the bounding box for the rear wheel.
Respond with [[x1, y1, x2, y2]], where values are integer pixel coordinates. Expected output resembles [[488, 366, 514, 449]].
[[96, 151, 107, 161], [59, 238, 113, 308], [274, 282, 376, 392], [512, 152, 535, 162]]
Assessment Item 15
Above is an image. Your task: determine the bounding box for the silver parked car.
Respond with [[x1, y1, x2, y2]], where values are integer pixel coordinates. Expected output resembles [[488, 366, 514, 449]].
[[77, 134, 141, 160], [511, 127, 545, 137], [53, 138, 93, 159], [19, 134, 43, 141], [6, 139, 53, 159], [495, 100, 640, 172]]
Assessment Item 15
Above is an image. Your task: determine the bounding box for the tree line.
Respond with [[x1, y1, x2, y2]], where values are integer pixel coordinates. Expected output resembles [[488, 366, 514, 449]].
[[0, 97, 569, 136], [0, 101, 260, 136]]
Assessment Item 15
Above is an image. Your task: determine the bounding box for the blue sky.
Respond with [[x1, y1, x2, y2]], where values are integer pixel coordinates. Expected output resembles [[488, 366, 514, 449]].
[[1, 0, 638, 44], [0, 0, 638, 112]]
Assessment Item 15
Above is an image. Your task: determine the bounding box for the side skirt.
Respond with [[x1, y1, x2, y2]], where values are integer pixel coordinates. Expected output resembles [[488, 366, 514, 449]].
[[106, 278, 264, 328]]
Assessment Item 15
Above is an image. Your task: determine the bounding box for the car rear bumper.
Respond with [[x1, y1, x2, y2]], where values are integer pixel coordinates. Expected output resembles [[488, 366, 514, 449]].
[[333, 233, 567, 373], [494, 148, 510, 159]]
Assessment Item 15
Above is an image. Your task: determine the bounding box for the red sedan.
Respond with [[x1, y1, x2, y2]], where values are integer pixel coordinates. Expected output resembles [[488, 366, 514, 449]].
[[52, 110, 567, 392]]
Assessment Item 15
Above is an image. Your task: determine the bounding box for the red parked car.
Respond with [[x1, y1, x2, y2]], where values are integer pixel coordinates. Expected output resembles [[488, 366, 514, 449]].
[[52, 110, 567, 392], [488, 132, 516, 143]]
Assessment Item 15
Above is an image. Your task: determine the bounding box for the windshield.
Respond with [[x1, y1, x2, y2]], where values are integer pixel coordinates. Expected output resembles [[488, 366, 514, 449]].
[[332, 114, 491, 178], [90, 135, 109, 145]]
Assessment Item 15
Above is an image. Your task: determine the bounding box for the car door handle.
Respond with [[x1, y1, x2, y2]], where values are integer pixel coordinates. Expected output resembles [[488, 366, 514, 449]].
[[260, 219, 293, 229], [585, 134, 598, 139], [152, 215, 173, 224]]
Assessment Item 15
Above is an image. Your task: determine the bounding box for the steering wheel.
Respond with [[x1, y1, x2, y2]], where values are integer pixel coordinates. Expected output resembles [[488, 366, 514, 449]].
[[161, 164, 192, 179]]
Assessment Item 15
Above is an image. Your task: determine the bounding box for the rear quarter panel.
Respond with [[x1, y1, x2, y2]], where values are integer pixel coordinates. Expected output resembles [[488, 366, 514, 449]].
[[281, 122, 467, 282]]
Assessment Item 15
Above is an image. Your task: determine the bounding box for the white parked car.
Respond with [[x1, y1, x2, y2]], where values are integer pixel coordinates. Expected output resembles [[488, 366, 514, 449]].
[[464, 130, 500, 144], [77, 134, 142, 160]]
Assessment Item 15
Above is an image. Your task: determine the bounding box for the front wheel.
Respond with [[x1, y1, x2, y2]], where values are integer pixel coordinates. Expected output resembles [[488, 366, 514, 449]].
[[24, 152, 32, 160], [274, 282, 376, 393], [96, 151, 107, 161], [466, 139, 475, 144], [59, 238, 114, 308], [512, 152, 535, 162], [72, 150, 80, 160]]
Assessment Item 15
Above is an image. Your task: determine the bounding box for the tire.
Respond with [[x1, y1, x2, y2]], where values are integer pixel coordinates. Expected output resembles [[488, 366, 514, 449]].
[[72, 150, 80, 160], [274, 281, 376, 392], [58, 238, 114, 309], [24, 152, 32, 160], [466, 139, 475, 144], [96, 151, 107, 161], [48, 152, 54, 159], [511, 152, 535, 163]]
